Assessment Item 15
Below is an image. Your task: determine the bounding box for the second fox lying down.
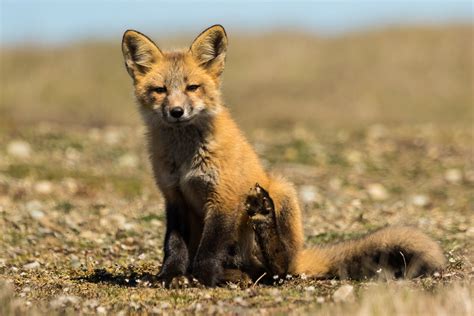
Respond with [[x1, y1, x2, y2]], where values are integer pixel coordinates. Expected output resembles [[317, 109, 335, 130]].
[[121, 25, 446, 286]]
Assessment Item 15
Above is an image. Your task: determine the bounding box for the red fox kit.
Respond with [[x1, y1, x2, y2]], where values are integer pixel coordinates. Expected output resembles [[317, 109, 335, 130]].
[[121, 25, 445, 286]]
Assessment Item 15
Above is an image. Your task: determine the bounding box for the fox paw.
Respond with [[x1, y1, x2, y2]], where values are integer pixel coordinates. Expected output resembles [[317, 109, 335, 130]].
[[245, 183, 275, 221]]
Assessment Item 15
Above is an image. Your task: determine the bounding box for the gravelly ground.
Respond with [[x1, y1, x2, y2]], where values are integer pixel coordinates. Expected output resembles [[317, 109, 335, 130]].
[[0, 123, 472, 315]]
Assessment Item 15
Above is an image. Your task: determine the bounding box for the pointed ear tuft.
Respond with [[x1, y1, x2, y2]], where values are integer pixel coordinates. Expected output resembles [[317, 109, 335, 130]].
[[122, 30, 162, 79], [190, 25, 228, 77]]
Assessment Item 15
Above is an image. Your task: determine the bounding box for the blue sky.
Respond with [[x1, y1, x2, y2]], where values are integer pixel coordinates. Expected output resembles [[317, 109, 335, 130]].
[[1, 1, 472, 45]]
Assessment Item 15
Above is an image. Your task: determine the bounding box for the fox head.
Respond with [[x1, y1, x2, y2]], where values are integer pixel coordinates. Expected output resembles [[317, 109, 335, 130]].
[[122, 25, 227, 127]]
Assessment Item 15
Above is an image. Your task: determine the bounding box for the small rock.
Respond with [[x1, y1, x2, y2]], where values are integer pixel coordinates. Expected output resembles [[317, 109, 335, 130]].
[[346, 150, 363, 164], [26, 200, 43, 212], [305, 286, 316, 292], [444, 169, 462, 184], [50, 295, 80, 308], [23, 261, 40, 270], [80, 230, 98, 241], [34, 181, 53, 194], [63, 178, 78, 195], [7, 140, 31, 158], [84, 299, 99, 309], [0, 258, 6, 268], [70, 255, 81, 269], [270, 288, 280, 297], [102, 214, 126, 229], [316, 296, 325, 303], [118, 154, 139, 168], [150, 219, 162, 227], [410, 194, 430, 207], [65, 147, 81, 161], [104, 129, 121, 145], [351, 199, 362, 208], [97, 306, 107, 314], [29, 209, 45, 220], [367, 183, 389, 201], [333, 284, 355, 303], [21, 286, 31, 293], [329, 177, 342, 190], [299, 185, 319, 204], [233, 296, 247, 306]]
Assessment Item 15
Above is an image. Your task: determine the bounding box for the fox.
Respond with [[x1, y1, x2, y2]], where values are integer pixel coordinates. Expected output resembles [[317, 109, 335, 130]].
[[121, 25, 446, 287]]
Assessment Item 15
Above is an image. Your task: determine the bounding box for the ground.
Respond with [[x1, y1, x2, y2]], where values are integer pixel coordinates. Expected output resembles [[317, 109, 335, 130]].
[[0, 123, 472, 315]]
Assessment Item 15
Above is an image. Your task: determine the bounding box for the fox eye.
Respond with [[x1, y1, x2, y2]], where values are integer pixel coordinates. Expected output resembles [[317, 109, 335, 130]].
[[186, 84, 200, 92], [153, 86, 167, 94]]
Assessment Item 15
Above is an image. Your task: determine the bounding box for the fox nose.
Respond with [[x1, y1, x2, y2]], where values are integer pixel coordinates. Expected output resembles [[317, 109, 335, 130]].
[[170, 107, 184, 118]]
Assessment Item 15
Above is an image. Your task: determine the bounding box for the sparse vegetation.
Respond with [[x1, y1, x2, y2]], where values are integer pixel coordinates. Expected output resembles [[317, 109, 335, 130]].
[[0, 25, 472, 314]]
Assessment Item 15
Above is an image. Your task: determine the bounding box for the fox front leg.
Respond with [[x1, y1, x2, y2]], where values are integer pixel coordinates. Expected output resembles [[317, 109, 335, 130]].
[[192, 209, 237, 287], [157, 203, 190, 285]]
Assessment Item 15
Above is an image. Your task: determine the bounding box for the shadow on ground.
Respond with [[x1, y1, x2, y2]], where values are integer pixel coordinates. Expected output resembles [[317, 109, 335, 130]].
[[75, 268, 160, 287]]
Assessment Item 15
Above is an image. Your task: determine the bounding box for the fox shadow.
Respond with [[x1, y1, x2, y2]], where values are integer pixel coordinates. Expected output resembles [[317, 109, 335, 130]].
[[75, 268, 161, 288]]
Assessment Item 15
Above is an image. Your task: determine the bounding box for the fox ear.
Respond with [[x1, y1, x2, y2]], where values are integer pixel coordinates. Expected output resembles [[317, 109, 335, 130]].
[[122, 30, 163, 79], [190, 25, 228, 78]]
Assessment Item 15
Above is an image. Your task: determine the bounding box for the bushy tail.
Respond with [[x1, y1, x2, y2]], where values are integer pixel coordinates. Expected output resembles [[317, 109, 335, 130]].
[[292, 226, 446, 279]]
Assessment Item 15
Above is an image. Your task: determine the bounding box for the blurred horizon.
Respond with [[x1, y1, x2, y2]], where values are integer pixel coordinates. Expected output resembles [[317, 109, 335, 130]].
[[1, 0, 473, 46], [0, 1, 472, 130]]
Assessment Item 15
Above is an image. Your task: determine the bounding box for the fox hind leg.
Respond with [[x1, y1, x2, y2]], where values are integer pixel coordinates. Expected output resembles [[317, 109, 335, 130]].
[[245, 180, 304, 277]]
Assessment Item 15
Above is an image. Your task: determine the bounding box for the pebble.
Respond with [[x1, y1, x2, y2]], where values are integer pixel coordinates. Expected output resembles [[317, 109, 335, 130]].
[[50, 295, 80, 308], [233, 296, 247, 306], [65, 147, 81, 161], [299, 185, 319, 204], [118, 153, 139, 168], [84, 299, 99, 309], [444, 169, 462, 184], [104, 129, 121, 145], [26, 200, 43, 212], [329, 177, 342, 190], [70, 254, 81, 269], [367, 183, 389, 201], [305, 286, 316, 292], [23, 261, 40, 270], [97, 306, 107, 314], [34, 181, 53, 194], [63, 178, 78, 195], [410, 194, 430, 207], [29, 209, 45, 220], [333, 284, 355, 302], [7, 140, 31, 158], [80, 230, 99, 241]]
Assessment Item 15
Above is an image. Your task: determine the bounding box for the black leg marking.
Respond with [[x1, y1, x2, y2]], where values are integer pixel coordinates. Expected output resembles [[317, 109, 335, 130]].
[[157, 203, 189, 285], [192, 210, 237, 287]]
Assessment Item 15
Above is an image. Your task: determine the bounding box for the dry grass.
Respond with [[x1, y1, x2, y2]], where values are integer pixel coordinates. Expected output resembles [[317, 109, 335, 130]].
[[1, 25, 472, 129], [0, 25, 473, 315]]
